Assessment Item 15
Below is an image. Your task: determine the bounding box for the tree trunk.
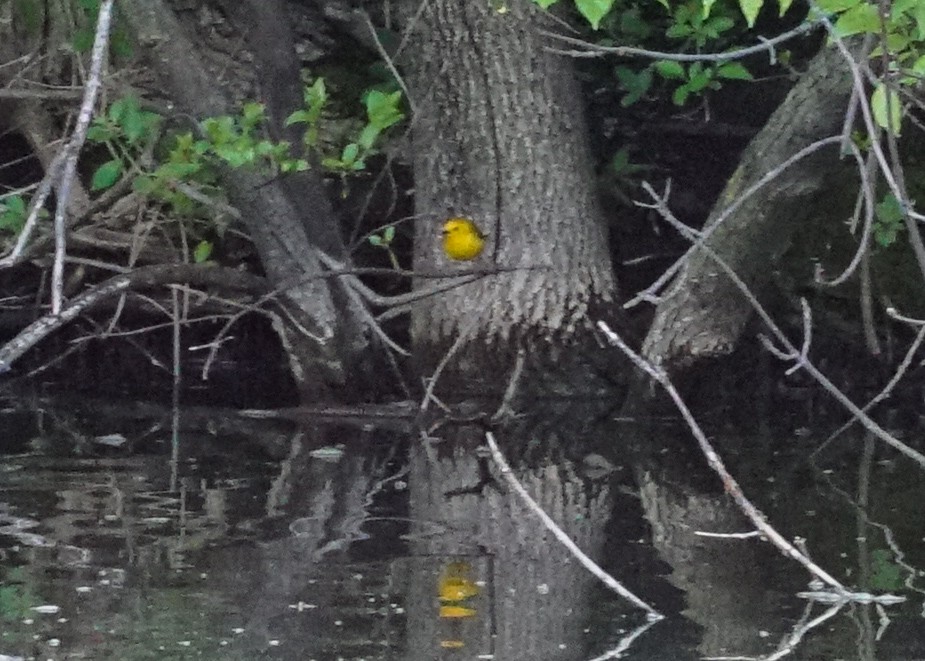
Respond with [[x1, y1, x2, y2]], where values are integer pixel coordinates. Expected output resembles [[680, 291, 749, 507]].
[[400, 0, 615, 350], [121, 0, 373, 399], [641, 42, 858, 367]]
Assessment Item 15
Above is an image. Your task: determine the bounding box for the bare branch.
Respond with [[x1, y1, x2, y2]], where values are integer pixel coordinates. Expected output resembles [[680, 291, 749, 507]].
[[624, 136, 843, 309], [542, 20, 819, 63], [0, 264, 267, 372], [50, 0, 116, 313]]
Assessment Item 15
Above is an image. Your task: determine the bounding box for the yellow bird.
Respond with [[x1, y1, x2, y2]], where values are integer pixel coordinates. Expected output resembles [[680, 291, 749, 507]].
[[442, 217, 486, 261]]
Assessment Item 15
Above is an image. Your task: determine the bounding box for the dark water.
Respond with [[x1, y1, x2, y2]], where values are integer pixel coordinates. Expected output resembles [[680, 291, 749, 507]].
[[0, 390, 923, 660]]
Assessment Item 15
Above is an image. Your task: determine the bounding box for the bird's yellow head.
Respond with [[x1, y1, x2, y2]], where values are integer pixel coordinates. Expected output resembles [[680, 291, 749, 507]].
[[442, 217, 485, 261]]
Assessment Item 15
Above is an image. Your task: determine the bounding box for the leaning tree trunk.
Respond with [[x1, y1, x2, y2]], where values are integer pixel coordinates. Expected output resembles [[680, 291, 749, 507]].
[[399, 0, 615, 352], [641, 42, 859, 367], [121, 0, 372, 399]]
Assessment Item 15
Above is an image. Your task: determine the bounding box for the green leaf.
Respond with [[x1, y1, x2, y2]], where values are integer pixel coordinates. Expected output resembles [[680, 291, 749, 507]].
[[123, 109, 160, 144], [368, 234, 382, 246], [778, 0, 795, 16], [285, 110, 311, 126], [616, 67, 652, 106], [533, 0, 558, 7], [893, 0, 917, 13], [672, 85, 691, 106], [383, 225, 395, 242], [654, 60, 686, 80], [687, 67, 714, 92], [91, 159, 123, 191], [619, 8, 652, 39], [716, 62, 753, 80], [871, 83, 902, 135], [202, 116, 236, 145], [284, 159, 309, 172], [814, 0, 860, 11], [834, 2, 879, 36], [914, 3, 925, 40], [131, 174, 157, 195], [86, 122, 113, 143], [239, 103, 265, 134], [611, 147, 650, 176], [876, 194, 903, 222], [306, 78, 327, 108], [358, 124, 381, 151], [193, 240, 213, 263], [0, 195, 27, 233], [911, 54, 925, 76], [738, 0, 763, 28], [705, 16, 736, 35], [666, 23, 692, 39], [157, 161, 202, 181], [365, 90, 404, 130], [869, 549, 904, 591], [108, 96, 137, 124], [341, 143, 359, 165], [4, 195, 25, 216], [702, 0, 717, 18], [72, 27, 94, 53], [575, 0, 616, 29], [214, 144, 255, 167]]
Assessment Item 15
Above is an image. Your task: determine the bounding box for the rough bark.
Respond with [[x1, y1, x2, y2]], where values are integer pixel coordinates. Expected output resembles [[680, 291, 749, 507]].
[[400, 0, 615, 348], [641, 43, 858, 366], [120, 0, 372, 397]]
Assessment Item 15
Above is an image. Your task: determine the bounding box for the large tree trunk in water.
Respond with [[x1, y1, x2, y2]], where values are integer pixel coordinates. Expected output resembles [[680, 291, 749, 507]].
[[400, 0, 615, 354], [641, 43, 858, 367]]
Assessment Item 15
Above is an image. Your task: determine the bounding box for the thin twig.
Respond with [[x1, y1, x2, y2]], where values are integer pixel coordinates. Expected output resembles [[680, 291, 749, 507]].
[[361, 11, 415, 115], [821, 321, 925, 445], [419, 316, 479, 413], [813, 143, 876, 288], [491, 348, 526, 423]]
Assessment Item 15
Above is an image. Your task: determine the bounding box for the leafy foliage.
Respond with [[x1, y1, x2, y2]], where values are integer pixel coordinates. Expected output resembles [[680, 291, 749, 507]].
[[0, 195, 28, 235], [287, 83, 405, 174], [532, 0, 797, 30], [86, 94, 161, 192], [71, 0, 133, 59], [874, 193, 905, 247], [79, 79, 404, 261], [814, 0, 925, 134], [368, 224, 401, 269]]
